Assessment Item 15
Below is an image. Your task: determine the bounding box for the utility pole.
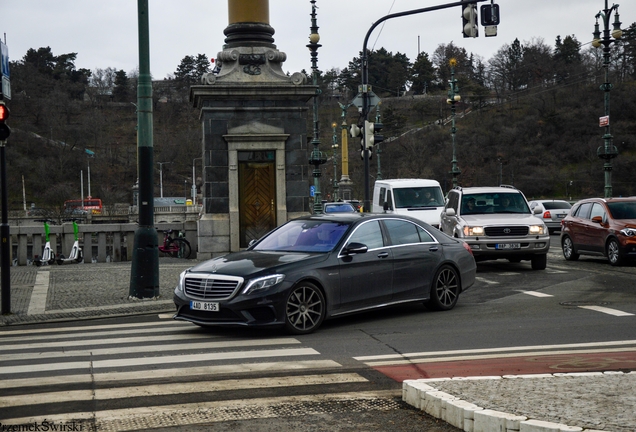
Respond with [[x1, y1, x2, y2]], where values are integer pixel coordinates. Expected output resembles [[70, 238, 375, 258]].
[[130, 0, 159, 299]]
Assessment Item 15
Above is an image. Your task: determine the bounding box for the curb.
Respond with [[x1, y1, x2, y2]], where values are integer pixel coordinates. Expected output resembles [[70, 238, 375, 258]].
[[403, 373, 621, 432]]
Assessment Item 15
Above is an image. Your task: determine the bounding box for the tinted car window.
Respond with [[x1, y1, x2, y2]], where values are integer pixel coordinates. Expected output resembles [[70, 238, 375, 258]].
[[543, 202, 571, 210], [384, 219, 421, 245], [417, 225, 434, 243], [348, 220, 384, 249], [607, 202, 636, 219], [254, 220, 350, 252]]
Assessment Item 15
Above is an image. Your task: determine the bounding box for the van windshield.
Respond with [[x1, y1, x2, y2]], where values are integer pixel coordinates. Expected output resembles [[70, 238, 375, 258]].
[[394, 187, 444, 208]]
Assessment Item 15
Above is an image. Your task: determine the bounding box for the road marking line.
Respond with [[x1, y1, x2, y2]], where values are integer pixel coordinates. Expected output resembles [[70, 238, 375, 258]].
[[519, 290, 553, 298], [27, 270, 49, 315], [158, 313, 174, 319], [361, 347, 636, 367], [0, 338, 301, 360], [475, 277, 499, 285], [0, 373, 368, 409], [1, 360, 343, 390], [0, 347, 320, 375], [354, 339, 636, 361], [0, 320, 192, 337], [579, 305, 635, 316], [0, 324, 203, 343]]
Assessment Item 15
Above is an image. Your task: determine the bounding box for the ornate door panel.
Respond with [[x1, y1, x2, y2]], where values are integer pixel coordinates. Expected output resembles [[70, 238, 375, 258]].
[[239, 160, 276, 248]]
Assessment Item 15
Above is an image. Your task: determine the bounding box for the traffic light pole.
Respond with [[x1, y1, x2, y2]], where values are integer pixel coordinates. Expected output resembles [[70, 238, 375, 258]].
[[0, 139, 9, 314], [360, 0, 489, 211], [129, 0, 159, 299]]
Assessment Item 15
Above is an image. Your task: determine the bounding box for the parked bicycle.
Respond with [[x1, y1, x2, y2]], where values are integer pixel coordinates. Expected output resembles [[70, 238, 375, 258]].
[[158, 229, 191, 258]]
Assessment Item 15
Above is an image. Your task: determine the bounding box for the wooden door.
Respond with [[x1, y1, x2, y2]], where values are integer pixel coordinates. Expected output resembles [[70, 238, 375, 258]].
[[239, 160, 276, 248]]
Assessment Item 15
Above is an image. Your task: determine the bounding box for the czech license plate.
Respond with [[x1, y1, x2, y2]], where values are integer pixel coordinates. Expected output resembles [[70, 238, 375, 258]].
[[557, 214, 566, 218], [496, 243, 520, 250], [190, 301, 219, 312]]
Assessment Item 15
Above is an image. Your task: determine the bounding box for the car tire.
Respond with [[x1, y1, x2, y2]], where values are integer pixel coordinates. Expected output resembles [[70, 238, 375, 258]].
[[607, 238, 624, 266], [531, 254, 547, 270], [562, 236, 579, 261], [426, 265, 460, 311], [284, 282, 325, 335]]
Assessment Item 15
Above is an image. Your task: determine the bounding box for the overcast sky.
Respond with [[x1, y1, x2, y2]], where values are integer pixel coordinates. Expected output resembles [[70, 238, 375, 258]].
[[2, 0, 635, 81]]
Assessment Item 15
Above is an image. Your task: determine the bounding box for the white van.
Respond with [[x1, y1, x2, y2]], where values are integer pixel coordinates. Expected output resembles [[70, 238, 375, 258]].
[[372, 179, 445, 228]]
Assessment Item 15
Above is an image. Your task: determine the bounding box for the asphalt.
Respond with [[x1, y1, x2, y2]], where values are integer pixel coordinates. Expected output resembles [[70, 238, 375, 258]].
[[0, 259, 633, 432]]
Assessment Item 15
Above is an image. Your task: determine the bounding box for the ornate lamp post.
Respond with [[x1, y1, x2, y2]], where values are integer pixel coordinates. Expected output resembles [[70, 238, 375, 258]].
[[447, 58, 461, 188], [375, 104, 383, 181], [331, 122, 339, 202], [593, 0, 622, 198], [307, 0, 327, 213]]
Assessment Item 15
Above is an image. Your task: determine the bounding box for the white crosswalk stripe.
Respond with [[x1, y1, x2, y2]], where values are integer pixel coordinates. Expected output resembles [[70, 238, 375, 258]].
[[0, 319, 368, 430]]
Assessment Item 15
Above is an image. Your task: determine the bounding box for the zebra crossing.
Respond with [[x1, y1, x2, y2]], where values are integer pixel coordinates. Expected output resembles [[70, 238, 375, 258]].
[[0, 319, 393, 431]]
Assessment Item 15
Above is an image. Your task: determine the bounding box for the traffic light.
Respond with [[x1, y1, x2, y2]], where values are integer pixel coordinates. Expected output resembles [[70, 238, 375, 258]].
[[364, 120, 384, 149], [462, 1, 478, 38], [0, 101, 10, 141]]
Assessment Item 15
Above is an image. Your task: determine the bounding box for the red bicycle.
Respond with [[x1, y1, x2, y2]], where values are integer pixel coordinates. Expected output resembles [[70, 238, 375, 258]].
[[158, 229, 192, 258]]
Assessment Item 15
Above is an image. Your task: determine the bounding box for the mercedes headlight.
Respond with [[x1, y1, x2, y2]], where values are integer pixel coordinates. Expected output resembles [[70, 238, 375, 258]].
[[175, 270, 187, 293], [242, 274, 285, 295]]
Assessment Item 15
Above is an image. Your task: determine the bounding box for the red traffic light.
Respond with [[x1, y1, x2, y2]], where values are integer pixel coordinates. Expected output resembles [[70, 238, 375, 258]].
[[0, 102, 9, 122]]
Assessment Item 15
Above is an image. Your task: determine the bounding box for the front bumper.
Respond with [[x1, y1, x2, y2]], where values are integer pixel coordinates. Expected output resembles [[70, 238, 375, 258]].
[[464, 235, 550, 260], [173, 286, 289, 328]]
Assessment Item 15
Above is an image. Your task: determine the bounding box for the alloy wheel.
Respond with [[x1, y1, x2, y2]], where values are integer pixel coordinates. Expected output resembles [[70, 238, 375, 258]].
[[285, 283, 325, 334]]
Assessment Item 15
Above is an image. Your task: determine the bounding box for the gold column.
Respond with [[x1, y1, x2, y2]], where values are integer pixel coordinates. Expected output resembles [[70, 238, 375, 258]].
[[340, 122, 349, 179], [228, 0, 269, 24]]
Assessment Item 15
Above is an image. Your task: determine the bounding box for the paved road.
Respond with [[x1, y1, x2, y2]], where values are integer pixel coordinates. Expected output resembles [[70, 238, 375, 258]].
[[1, 249, 635, 431]]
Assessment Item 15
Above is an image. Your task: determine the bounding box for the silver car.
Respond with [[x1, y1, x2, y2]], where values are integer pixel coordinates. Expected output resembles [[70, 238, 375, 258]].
[[440, 186, 550, 270], [529, 200, 572, 235]]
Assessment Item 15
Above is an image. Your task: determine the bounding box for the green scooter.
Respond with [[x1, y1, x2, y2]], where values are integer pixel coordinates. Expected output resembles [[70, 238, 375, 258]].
[[33, 219, 56, 266], [57, 220, 83, 265]]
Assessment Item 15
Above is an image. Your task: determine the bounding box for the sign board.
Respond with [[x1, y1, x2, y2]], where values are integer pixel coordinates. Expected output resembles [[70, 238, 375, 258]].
[[0, 41, 9, 78], [352, 91, 381, 111], [599, 115, 609, 127], [0, 42, 9, 100], [310, 185, 315, 197], [1, 76, 11, 100]]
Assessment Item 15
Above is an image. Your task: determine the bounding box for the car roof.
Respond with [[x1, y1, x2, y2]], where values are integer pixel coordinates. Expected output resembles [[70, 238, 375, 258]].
[[374, 179, 441, 187], [297, 212, 430, 225], [454, 186, 522, 194], [530, 199, 570, 203], [574, 197, 636, 204]]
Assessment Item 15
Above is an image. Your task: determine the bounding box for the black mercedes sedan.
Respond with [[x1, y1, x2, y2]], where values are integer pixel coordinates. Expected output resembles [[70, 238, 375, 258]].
[[173, 213, 476, 334]]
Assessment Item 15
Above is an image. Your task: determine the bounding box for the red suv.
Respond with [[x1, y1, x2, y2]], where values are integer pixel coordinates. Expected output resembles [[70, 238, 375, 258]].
[[560, 197, 636, 266]]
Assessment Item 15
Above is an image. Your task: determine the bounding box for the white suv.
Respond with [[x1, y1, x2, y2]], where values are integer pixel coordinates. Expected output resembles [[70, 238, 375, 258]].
[[440, 186, 550, 270]]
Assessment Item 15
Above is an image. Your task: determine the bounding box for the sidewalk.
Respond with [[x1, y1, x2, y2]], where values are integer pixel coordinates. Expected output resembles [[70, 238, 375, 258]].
[[0, 258, 194, 326]]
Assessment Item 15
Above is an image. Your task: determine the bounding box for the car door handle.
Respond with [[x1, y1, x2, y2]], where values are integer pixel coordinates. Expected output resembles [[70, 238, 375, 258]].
[[429, 246, 439, 252], [377, 252, 389, 258]]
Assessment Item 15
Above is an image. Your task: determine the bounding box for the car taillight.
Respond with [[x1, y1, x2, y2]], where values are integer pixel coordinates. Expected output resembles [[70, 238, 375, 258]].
[[461, 240, 473, 256], [543, 211, 551, 219]]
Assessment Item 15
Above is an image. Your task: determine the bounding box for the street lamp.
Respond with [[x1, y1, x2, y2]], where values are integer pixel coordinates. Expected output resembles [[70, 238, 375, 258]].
[[592, 0, 622, 198], [375, 104, 383, 181], [447, 58, 461, 188], [331, 122, 339, 202], [307, 0, 327, 214], [157, 161, 171, 198], [192, 157, 202, 206]]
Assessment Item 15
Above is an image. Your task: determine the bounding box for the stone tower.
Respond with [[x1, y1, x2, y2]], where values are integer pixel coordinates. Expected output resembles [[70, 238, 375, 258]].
[[191, 0, 317, 257]]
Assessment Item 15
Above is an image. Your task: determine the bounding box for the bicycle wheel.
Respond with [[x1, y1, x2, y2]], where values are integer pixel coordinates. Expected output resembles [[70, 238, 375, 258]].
[[168, 238, 191, 259]]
